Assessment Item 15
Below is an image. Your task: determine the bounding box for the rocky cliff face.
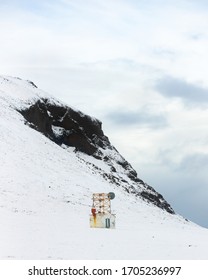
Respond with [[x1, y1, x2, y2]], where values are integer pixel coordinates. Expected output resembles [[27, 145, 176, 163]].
[[20, 98, 107, 155], [19, 96, 174, 214]]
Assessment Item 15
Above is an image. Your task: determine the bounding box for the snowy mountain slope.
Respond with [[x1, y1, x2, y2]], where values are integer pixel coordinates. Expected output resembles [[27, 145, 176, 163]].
[[0, 75, 208, 259], [1, 75, 174, 214]]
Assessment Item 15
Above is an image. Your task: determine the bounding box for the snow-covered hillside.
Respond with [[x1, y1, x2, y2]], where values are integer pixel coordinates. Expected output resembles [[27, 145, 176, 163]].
[[0, 75, 208, 259]]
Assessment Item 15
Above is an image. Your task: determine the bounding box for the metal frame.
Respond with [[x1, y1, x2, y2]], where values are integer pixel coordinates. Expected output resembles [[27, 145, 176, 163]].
[[92, 193, 111, 214]]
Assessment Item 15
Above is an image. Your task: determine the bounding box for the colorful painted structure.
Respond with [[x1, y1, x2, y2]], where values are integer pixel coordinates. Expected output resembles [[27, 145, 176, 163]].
[[90, 192, 115, 229]]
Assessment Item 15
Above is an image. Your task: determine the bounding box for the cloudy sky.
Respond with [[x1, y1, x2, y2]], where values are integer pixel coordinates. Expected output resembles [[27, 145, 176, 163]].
[[1, 0, 208, 227]]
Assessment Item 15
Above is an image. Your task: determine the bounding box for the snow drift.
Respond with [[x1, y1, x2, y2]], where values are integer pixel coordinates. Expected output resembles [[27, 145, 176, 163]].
[[0, 75, 208, 259]]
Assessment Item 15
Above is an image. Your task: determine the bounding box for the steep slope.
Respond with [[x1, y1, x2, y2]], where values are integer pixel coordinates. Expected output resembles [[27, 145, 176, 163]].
[[18, 77, 174, 213], [1, 75, 208, 259]]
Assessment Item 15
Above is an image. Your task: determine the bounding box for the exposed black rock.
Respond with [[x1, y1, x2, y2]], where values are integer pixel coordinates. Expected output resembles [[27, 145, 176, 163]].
[[140, 190, 174, 214], [27, 80, 38, 88], [19, 98, 110, 155], [18, 97, 175, 214]]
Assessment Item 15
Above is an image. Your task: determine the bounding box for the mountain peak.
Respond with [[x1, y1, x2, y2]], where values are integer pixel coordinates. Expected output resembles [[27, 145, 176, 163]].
[[1, 76, 173, 214]]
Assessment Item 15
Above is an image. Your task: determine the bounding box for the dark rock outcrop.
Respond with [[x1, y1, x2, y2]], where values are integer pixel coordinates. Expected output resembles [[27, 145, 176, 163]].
[[20, 98, 110, 155], [140, 190, 173, 214]]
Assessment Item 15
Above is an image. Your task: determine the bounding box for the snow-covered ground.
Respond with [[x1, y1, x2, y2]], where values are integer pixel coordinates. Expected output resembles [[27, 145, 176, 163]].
[[1, 75, 208, 259]]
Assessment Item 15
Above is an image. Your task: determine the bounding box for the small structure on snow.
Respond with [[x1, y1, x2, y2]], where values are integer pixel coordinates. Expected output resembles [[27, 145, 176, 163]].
[[90, 192, 115, 229]]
